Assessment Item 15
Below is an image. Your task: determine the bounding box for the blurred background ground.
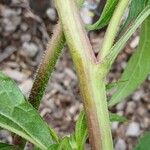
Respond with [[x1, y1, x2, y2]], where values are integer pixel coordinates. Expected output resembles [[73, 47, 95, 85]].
[[0, 0, 149, 150]]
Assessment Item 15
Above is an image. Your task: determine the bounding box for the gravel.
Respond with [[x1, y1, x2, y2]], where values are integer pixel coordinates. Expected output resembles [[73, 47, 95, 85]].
[[3, 68, 27, 82], [125, 101, 136, 115], [46, 8, 57, 22], [130, 36, 140, 49], [21, 34, 32, 42], [19, 79, 33, 96], [132, 89, 144, 101], [115, 138, 127, 150], [116, 101, 126, 111], [1, 7, 21, 32], [22, 42, 39, 57], [126, 122, 141, 137], [0, 130, 12, 144]]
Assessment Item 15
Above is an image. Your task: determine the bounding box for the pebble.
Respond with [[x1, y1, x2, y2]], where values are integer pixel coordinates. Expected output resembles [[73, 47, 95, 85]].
[[1, 7, 21, 32], [42, 96, 56, 110], [20, 23, 28, 31], [12, 0, 21, 4], [111, 122, 119, 132], [3, 16, 21, 32], [19, 79, 33, 96], [21, 34, 31, 42], [1, 8, 18, 17], [141, 117, 150, 129], [4, 45, 16, 52], [130, 36, 140, 49], [40, 108, 51, 117], [22, 42, 39, 57], [126, 122, 140, 137], [80, 7, 93, 24], [3, 69, 27, 82], [0, 46, 16, 62], [64, 68, 77, 81], [69, 105, 78, 115], [115, 138, 127, 150], [0, 130, 12, 144], [116, 101, 126, 111], [137, 107, 146, 116], [126, 101, 136, 115], [132, 90, 144, 101], [46, 8, 57, 22], [120, 61, 127, 69]]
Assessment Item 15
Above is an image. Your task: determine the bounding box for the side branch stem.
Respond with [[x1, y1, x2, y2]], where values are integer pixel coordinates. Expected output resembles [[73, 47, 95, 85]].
[[98, 0, 129, 61]]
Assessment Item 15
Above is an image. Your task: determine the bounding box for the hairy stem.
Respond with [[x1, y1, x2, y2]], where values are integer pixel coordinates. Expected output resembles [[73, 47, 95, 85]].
[[29, 22, 65, 109], [98, 0, 129, 61], [55, 0, 113, 149]]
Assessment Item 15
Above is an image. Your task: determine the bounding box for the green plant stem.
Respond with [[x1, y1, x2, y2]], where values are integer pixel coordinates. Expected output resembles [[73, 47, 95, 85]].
[[98, 0, 129, 61], [28, 22, 65, 109], [55, 0, 113, 149]]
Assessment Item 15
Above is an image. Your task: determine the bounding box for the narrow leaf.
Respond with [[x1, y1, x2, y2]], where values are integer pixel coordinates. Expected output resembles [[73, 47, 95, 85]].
[[75, 111, 88, 150], [147, 0, 150, 5], [109, 113, 127, 123], [48, 127, 60, 143], [48, 144, 59, 150], [120, 0, 146, 34], [74, 111, 127, 150], [0, 71, 53, 149], [105, 6, 150, 71], [59, 136, 77, 150], [109, 15, 150, 107], [134, 132, 150, 150], [86, 0, 119, 30], [106, 80, 127, 91]]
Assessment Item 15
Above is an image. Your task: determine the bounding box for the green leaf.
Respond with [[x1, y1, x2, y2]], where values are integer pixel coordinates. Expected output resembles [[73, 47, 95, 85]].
[[0, 71, 53, 149], [147, 0, 150, 5], [58, 111, 127, 150], [59, 136, 77, 150], [86, 0, 119, 30], [109, 14, 150, 107], [74, 111, 127, 150], [134, 132, 150, 150], [48, 144, 60, 150], [0, 143, 16, 150], [48, 127, 60, 143], [109, 113, 127, 123], [75, 111, 88, 150], [48, 111, 88, 150], [120, 0, 146, 35], [105, 5, 150, 71], [106, 80, 128, 91], [33, 148, 41, 150]]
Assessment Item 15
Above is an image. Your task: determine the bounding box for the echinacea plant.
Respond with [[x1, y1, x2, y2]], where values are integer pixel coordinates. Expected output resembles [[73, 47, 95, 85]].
[[0, 0, 150, 150]]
